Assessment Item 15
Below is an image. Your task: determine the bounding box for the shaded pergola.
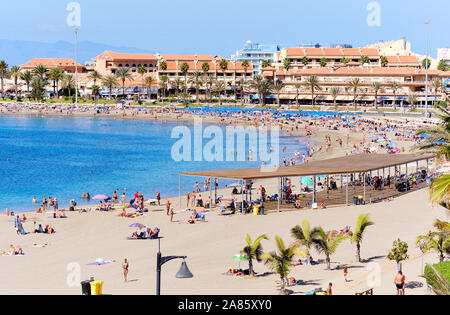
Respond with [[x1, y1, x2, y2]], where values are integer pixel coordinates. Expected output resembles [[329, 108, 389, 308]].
[[179, 153, 435, 212]]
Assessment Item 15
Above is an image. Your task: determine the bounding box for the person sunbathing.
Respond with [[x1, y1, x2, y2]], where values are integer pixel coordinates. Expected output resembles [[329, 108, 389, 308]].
[[226, 269, 243, 276], [291, 259, 304, 266], [187, 215, 196, 224], [7, 245, 15, 255], [149, 228, 159, 238], [14, 246, 23, 255], [45, 225, 55, 234], [59, 211, 66, 218], [34, 224, 44, 233]]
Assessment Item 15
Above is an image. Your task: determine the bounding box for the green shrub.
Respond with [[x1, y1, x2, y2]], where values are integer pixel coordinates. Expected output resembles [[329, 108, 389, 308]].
[[424, 261, 450, 284]]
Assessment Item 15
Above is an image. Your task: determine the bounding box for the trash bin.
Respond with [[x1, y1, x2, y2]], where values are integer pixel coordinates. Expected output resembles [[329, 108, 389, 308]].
[[259, 205, 264, 215], [353, 196, 359, 205], [253, 205, 260, 216], [90, 281, 104, 296], [358, 196, 364, 205], [81, 280, 92, 295]]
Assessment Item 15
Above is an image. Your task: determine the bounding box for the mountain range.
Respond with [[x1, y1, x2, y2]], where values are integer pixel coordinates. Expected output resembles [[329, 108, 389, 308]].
[[0, 39, 152, 66]]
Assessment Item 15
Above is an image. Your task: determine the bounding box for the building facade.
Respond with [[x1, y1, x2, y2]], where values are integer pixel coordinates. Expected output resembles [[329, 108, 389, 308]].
[[231, 41, 280, 75]]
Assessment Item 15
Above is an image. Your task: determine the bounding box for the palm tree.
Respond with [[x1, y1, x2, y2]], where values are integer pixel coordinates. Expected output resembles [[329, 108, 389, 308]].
[[372, 82, 383, 109], [407, 94, 418, 111], [214, 80, 226, 105], [240, 234, 268, 276], [432, 78, 443, 105], [320, 57, 327, 67], [380, 56, 388, 67], [421, 264, 450, 295], [390, 81, 399, 110], [261, 59, 271, 68], [241, 60, 250, 103], [312, 228, 350, 269], [87, 70, 103, 86], [304, 75, 322, 107], [137, 65, 147, 100], [33, 65, 49, 79], [172, 78, 184, 101], [30, 76, 48, 101], [90, 85, 101, 105], [159, 75, 169, 102], [10, 65, 21, 99], [116, 67, 133, 99], [48, 68, 64, 98], [144, 76, 155, 100], [61, 74, 75, 97], [201, 62, 211, 101], [180, 62, 190, 94], [350, 214, 375, 262], [261, 236, 296, 295], [101, 75, 119, 100], [347, 78, 361, 109], [159, 60, 167, 71], [429, 175, 450, 206], [359, 55, 370, 64], [301, 56, 309, 67], [283, 58, 291, 71], [249, 75, 272, 106], [20, 71, 33, 94], [294, 83, 301, 106], [0, 60, 9, 96], [235, 78, 246, 106], [416, 230, 449, 263], [189, 71, 202, 103], [273, 82, 284, 106], [291, 220, 318, 264], [219, 59, 228, 89], [330, 87, 340, 111]]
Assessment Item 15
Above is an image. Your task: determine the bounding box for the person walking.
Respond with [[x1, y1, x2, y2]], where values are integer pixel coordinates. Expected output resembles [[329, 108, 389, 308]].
[[394, 271, 406, 295], [122, 258, 129, 283]]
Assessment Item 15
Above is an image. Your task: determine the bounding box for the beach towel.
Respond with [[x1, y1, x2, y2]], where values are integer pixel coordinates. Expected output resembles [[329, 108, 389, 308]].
[[87, 259, 115, 266]]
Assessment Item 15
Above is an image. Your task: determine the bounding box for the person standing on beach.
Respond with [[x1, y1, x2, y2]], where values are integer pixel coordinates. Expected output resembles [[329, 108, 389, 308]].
[[344, 266, 348, 282], [156, 191, 161, 206], [394, 271, 406, 295], [122, 259, 129, 282], [166, 199, 171, 215], [327, 283, 333, 295]]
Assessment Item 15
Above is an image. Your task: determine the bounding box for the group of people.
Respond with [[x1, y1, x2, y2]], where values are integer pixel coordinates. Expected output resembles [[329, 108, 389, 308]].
[[1, 245, 23, 256], [129, 227, 160, 239], [33, 224, 55, 234]]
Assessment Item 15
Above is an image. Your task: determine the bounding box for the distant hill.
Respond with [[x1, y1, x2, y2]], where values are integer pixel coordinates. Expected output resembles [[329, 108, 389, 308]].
[[0, 39, 152, 66]]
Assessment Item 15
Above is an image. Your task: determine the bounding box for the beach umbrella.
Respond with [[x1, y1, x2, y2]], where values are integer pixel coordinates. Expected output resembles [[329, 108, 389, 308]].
[[92, 194, 109, 200], [232, 254, 248, 269], [301, 177, 313, 186], [129, 223, 146, 229]]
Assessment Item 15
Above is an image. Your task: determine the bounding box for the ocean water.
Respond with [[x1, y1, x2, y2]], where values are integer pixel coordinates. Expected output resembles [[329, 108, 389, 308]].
[[0, 115, 308, 212]]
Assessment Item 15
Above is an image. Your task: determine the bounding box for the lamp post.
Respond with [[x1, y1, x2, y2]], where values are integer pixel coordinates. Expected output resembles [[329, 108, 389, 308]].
[[74, 27, 79, 106], [156, 238, 193, 295], [424, 20, 430, 118]]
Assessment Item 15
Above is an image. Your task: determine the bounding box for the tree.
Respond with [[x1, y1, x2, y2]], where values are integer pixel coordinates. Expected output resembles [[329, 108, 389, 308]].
[[0, 60, 9, 96], [90, 85, 101, 105], [421, 264, 450, 295], [294, 83, 301, 106], [422, 58, 432, 69], [330, 87, 340, 111], [189, 71, 202, 103], [116, 67, 133, 99], [386, 239, 409, 266], [33, 65, 49, 79], [301, 56, 309, 67], [30, 76, 48, 101], [432, 78, 443, 104], [61, 74, 75, 97], [48, 68, 64, 98], [291, 220, 318, 264], [273, 82, 284, 106], [159, 75, 169, 102], [180, 62, 190, 94], [219, 59, 228, 89], [312, 228, 350, 269], [340, 57, 350, 64], [347, 78, 361, 109], [159, 60, 167, 71], [20, 71, 33, 94], [202, 62, 211, 102], [407, 94, 417, 111], [261, 59, 271, 68], [350, 214, 375, 262], [172, 77, 184, 100], [390, 81, 399, 110], [416, 220, 450, 262], [372, 82, 383, 109], [304, 75, 322, 107], [240, 234, 268, 276], [359, 55, 370, 64], [261, 236, 296, 295], [389, 81, 400, 110], [429, 175, 450, 206], [283, 58, 291, 71], [214, 80, 226, 105], [101, 75, 119, 100], [319, 57, 327, 67], [10, 65, 21, 99], [249, 75, 272, 106], [437, 59, 448, 71], [87, 70, 103, 86], [137, 65, 147, 100], [144, 76, 155, 100], [380, 56, 389, 67], [235, 78, 246, 106]]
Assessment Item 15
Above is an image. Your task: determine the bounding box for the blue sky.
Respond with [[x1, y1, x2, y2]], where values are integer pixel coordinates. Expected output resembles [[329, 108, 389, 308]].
[[1, 0, 448, 58]]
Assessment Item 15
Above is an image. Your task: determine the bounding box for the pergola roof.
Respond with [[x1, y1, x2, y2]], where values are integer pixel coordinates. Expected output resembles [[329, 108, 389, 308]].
[[180, 154, 435, 180]]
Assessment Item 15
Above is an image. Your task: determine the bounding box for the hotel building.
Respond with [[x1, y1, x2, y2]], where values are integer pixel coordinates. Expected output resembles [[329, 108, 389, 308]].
[[231, 41, 280, 76]]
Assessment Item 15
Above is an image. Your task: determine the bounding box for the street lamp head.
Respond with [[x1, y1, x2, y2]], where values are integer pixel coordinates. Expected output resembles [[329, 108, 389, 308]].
[[424, 20, 430, 24], [74, 27, 79, 33], [175, 260, 193, 279]]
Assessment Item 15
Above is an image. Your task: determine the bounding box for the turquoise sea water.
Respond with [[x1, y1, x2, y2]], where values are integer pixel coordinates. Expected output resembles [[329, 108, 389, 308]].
[[0, 115, 308, 212]]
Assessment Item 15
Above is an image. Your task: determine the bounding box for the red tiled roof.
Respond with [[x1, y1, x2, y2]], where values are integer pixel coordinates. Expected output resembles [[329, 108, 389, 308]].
[[21, 58, 84, 69], [95, 51, 157, 61], [274, 67, 449, 77]]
